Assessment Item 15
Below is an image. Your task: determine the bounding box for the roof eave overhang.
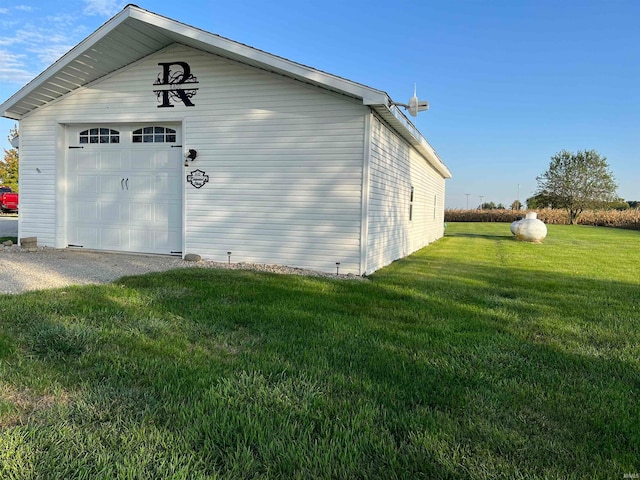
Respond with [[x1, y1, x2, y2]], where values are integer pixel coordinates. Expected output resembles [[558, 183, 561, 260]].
[[371, 105, 452, 179], [0, 7, 134, 120], [0, 5, 388, 120], [127, 7, 390, 105]]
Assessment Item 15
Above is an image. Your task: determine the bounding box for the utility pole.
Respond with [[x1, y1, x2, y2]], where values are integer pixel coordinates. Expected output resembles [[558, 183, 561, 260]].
[[517, 184, 520, 210], [479, 195, 484, 209], [465, 193, 470, 210]]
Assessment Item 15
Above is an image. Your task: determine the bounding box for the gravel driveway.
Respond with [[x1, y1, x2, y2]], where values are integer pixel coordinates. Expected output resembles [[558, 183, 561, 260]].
[[0, 248, 189, 295], [1, 246, 358, 295], [0, 216, 193, 294], [1, 217, 358, 294]]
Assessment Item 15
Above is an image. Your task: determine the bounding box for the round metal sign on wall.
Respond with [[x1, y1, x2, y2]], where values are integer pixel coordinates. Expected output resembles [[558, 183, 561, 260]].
[[187, 169, 209, 189]]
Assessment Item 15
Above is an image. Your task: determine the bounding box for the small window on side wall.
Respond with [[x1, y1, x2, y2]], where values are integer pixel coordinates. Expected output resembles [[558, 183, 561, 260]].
[[409, 186, 414, 221], [132, 126, 177, 143], [79, 128, 119, 144]]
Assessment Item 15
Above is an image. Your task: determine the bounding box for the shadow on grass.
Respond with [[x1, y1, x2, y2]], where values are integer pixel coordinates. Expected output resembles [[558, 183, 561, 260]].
[[446, 232, 513, 240], [1, 259, 639, 478]]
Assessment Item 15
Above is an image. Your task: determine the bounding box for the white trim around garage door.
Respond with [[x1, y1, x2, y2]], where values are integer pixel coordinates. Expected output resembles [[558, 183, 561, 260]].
[[63, 122, 185, 255]]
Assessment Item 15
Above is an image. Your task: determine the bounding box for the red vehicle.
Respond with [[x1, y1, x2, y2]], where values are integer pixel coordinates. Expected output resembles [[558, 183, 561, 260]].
[[0, 186, 18, 213]]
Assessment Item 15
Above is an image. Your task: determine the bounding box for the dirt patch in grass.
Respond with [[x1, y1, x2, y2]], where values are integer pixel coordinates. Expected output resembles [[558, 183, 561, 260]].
[[0, 385, 72, 427]]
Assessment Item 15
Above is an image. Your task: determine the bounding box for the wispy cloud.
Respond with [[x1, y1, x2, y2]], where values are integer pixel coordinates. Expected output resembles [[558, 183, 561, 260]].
[[46, 13, 77, 29], [0, 14, 88, 85], [0, 5, 33, 14], [0, 28, 25, 47], [0, 50, 35, 84], [83, 0, 124, 17], [0, 2, 122, 87]]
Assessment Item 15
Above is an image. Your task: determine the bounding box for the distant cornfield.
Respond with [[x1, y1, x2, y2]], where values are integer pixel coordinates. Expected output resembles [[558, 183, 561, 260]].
[[445, 209, 640, 230]]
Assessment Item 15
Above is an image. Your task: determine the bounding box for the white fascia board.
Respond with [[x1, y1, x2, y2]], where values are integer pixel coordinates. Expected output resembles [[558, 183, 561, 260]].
[[1, 110, 20, 121], [362, 95, 391, 106], [0, 8, 133, 120], [372, 105, 452, 179], [127, 7, 389, 105], [1, 5, 390, 118]]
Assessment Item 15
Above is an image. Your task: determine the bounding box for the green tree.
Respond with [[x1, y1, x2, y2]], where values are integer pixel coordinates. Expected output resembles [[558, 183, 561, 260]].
[[535, 149, 617, 224], [607, 199, 629, 211], [526, 191, 562, 209], [510, 200, 522, 211], [480, 201, 497, 210], [1, 126, 19, 192]]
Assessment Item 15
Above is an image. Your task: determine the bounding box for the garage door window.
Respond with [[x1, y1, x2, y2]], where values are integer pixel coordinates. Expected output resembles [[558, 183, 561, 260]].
[[132, 127, 177, 143], [79, 128, 120, 144]]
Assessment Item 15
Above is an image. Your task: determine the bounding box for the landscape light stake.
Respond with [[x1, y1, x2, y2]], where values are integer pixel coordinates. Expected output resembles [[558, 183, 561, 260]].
[[336, 262, 340, 275], [227, 252, 232, 265]]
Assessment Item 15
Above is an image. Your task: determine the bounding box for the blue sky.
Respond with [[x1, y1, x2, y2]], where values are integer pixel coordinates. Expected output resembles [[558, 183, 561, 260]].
[[1, 0, 638, 208]]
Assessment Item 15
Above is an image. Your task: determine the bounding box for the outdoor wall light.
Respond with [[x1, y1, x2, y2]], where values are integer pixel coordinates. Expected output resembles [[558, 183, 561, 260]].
[[184, 149, 198, 166]]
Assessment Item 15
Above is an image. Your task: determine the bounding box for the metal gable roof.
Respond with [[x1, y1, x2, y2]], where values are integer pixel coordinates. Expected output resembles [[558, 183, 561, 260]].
[[0, 5, 387, 119], [0, 4, 451, 178]]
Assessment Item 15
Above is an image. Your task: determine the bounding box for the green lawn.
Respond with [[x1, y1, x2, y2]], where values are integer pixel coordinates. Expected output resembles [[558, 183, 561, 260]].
[[1, 223, 638, 479]]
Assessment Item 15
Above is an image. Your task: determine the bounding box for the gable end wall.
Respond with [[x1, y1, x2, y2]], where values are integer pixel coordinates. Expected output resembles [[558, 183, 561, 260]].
[[17, 44, 367, 274]]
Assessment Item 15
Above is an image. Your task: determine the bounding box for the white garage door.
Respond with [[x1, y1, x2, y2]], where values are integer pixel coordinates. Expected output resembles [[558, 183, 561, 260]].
[[67, 125, 182, 255]]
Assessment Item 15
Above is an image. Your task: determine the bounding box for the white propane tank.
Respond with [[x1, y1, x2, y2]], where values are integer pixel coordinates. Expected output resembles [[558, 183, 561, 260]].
[[510, 218, 522, 235], [515, 212, 547, 243]]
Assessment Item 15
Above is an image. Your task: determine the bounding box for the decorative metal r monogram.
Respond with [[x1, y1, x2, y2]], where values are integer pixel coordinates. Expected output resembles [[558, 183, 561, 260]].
[[153, 61, 199, 108]]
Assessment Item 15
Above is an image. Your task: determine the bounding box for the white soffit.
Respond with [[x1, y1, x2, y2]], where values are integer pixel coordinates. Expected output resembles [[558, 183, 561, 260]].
[[0, 5, 388, 120]]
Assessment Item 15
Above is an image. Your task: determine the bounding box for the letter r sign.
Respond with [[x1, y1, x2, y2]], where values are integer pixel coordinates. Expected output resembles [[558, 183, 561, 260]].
[[153, 61, 199, 108]]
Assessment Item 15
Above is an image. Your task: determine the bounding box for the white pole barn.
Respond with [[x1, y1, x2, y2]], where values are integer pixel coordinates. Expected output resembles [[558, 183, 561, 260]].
[[0, 5, 451, 275]]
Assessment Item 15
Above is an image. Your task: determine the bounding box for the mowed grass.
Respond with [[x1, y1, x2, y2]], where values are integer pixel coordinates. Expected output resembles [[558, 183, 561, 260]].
[[1, 223, 638, 479]]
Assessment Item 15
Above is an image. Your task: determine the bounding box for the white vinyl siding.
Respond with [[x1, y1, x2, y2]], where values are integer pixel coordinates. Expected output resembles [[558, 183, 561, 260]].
[[16, 121, 57, 245], [18, 44, 366, 274], [366, 115, 445, 274], [182, 48, 365, 274]]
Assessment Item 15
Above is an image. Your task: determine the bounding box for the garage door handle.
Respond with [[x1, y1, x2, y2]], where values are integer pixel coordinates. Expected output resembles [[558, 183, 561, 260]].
[[125, 178, 129, 190]]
